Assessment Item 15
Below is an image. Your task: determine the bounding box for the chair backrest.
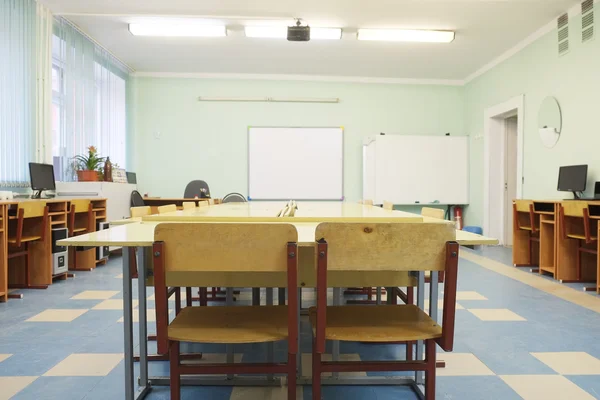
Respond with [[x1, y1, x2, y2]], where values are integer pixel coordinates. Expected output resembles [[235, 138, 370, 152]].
[[157, 204, 177, 214], [514, 199, 534, 213], [183, 180, 210, 199], [182, 202, 196, 210], [421, 207, 445, 220], [198, 200, 209, 207], [313, 222, 459, 353], [222, 193, 247, 203], [513, 200, 537, 233], [363, 199, 373, 206], [561, 201, 588, 217], [131, 190, 145, 207], [382, 201, 394, 211], [70, 199, 91, 214], [152, 223, 299, 355], [130, 206, 151, 218], [13, 202, 49, 246]]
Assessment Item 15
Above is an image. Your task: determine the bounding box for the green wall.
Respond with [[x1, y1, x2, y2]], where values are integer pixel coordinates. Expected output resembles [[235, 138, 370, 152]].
[[129, 78, 464, 204], [464, 8, 600, 226]]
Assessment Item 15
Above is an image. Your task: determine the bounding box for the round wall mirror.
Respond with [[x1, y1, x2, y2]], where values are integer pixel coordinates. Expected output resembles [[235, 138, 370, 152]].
[[538, 96, 562, 148]]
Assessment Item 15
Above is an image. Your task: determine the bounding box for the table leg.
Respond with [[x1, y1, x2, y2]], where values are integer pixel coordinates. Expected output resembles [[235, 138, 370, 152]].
[[226, 288, 234, 380], [415, 271, 425, 386], [332, 287, 341, 379], [137, 247, 149, 389], [252, 287, 260, 306], [376, 287, 382, 305], [266, 288, 274, 381]]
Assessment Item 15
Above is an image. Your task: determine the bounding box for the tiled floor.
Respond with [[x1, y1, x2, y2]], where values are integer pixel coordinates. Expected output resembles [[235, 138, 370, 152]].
[[1, 246, 600, 399]]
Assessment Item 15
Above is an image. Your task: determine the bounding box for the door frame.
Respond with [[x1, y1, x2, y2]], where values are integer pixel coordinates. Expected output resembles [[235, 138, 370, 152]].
[[483, 94, 524, 245]]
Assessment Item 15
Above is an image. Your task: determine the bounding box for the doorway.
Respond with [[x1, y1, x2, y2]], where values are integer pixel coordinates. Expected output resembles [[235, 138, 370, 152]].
[[483, 95, 524, 246]]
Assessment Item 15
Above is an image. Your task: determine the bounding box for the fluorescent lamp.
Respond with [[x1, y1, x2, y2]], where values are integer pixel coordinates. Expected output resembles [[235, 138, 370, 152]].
[[357, 29, 455, 43], [244, 26, 342, 40], [129, 23, 226, 37]]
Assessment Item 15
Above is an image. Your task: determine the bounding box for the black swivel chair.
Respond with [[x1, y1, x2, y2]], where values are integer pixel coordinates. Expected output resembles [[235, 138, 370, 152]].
[[131, 190, 145, 207], [222, 193, 247, 203], [183, 180, 211, 199]]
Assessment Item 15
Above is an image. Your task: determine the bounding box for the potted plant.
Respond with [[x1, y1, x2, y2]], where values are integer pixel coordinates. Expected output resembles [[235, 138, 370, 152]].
[[73, 146, 106, 182]]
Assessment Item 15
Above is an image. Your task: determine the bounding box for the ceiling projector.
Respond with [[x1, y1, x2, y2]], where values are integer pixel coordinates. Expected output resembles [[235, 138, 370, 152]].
[[287, 20, 310, 42]]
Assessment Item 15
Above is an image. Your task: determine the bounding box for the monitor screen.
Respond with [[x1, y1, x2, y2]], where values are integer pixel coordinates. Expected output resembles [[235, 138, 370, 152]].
[[29, 163, 56, 191], [126, 172, 137, 184], [557, 165, 587, 192]]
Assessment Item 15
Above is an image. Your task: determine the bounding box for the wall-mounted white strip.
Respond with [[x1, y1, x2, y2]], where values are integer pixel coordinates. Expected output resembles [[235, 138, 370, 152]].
[[197, 96, 339, 103]]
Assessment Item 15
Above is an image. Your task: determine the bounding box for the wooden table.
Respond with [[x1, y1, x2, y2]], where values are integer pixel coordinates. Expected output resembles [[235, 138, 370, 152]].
[[58, 202, 498, 400], [142, 198, 213, 213]]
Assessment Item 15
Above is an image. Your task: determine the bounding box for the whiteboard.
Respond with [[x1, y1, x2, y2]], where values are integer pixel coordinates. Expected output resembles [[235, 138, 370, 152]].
[[363, 135, 469, 205], [248, 127, 343, 200]]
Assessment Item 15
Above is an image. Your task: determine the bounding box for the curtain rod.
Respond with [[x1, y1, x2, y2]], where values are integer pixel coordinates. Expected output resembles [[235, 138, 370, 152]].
[[56, 16, 136, 73]]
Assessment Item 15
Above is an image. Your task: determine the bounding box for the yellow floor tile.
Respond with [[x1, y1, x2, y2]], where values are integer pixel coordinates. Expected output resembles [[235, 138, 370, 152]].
[[455, 291, 488, 300], [0, 354, 11, 363], [230, 385, 303, 400], [92, 299, 138, 310], [468, 308, 526, 321], [71, 290, 120, 300], [0, 376, 38, 400], [301, 353, 366, 377], [26, 309, 89, 322], [117, 308, 172, 323], [44, 354, 124, 377], [500, 375, 596, 400], [531, 352, 600, 375], [436, 353, 495, 376], [115, 273, 123, 279]]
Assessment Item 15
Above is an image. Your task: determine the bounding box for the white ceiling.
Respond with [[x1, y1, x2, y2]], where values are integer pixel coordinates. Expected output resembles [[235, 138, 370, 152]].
[[41, 0, 579, 80]]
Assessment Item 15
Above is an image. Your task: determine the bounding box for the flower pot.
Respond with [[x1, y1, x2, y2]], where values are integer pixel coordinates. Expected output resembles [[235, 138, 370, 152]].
[[77, 170, 99, 182]]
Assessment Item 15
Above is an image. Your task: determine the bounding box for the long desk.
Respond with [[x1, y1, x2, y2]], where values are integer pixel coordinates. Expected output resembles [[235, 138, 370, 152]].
[[142, 198, 214, 214], [514, 199, 600, 292], [58, 202, 498, 400], [0, 197, 107, 302]]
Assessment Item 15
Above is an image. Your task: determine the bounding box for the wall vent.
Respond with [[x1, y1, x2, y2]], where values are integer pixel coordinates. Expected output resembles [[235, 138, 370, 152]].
[[558, 13, 569, 55], [582, 0, 594, 43]]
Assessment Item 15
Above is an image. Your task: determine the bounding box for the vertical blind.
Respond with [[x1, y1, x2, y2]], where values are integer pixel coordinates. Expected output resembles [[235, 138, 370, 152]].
[[53, 17, 129, 181], [0, 0, 37, 187]]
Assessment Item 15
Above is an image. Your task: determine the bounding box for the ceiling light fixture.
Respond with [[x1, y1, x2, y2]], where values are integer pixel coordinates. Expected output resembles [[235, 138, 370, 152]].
[[357, 29, 455, 43], [244, 26, 342, 40], [129, 22, 227, 37]]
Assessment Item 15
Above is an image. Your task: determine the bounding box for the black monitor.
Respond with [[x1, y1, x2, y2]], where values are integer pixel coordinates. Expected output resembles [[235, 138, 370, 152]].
[[29, 162, 56, 199], [126, 172, 137, 184], [557, 164, 588, 199]]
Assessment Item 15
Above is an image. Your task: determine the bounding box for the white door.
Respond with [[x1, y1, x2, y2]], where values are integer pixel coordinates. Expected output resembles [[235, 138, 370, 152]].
[[504, 117, 518, 246]]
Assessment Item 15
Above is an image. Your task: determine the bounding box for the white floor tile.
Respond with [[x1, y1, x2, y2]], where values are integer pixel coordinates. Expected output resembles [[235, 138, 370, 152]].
[[92, 299, 138, 310], [71, 290, 119, 300], [500, 375, 596, 400], [436, 353, 495, 376], [26, 309, 89, 322], [117, 308, 172, 323], [468, 308, 526, 321], [148, 290, 186, 301], [0, 376, 38, 400], [44, 353, 124, 377], [532, 352, 600, 375]]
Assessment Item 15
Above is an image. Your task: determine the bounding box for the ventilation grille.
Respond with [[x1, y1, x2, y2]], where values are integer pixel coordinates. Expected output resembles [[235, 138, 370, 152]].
[[558, 13, 569, 55], [582, 0, 594, 42]]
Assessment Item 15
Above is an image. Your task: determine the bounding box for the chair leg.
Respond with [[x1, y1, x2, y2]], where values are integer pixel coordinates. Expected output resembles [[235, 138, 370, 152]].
[[425, 339, 436, 400], [186, 287, 192, 307], [406, 341, 413, 362], [25, 244, 30, 287], [406, 286, 414, 304], [175, 289, 182, 315], [169, 341, 181, 400], [288, 352, 297, 400], [312, 350, 321, 400]]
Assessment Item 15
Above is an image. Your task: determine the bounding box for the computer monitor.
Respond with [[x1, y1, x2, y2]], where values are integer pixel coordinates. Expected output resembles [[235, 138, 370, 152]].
[[29, 162, 56, 199], [126, 172, 137, 184], [557, 164, 588, 199]]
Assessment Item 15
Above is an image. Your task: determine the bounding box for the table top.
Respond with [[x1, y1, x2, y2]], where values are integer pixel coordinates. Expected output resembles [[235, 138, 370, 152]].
[[0, 197, 105, 205], [142, 201, 424, 223]]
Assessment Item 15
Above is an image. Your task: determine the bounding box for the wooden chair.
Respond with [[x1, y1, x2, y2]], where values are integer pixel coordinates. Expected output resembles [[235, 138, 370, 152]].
[[559, 201, 597, 288], [198, 200, 209, 208], [7, 202, 49, 297], [208, 198, 215, 205], [310, 222, 459, 400], [130, 206, 151, 218], [421, 207, 445, 220], [153, 223, 298, 400], [383, 201, 394, 211], [182, 202, 196, 210], [512, 200, 540, 267], [68, 199, 95, 271], [363, 199, 374, 206], [157, 204, 177, 214]]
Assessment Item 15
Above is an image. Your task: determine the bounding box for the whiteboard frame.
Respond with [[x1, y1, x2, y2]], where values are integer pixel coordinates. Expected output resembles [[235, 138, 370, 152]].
[[247, 126, 345, 201]]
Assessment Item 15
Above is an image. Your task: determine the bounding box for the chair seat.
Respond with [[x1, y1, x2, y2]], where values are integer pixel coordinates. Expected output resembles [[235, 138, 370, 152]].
[[168, 305, 289, 344], [567, 234, 597, 241], [8, 235, 42, 244], [308, 304, 442, 342]]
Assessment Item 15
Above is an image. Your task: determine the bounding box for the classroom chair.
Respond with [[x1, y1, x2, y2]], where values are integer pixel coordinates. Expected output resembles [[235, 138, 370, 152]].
[[363, 199, 374, 206], [130, 206, 151, 218], [152, 223, 298, 400], [183, 180, 210, 199], [7, 202, 49, 298], [421, 207, 445, 220], [383, 201, 394, 210], [513, 200, 540, 267], [131, 190, 145, 207], [182, 202, 196, 210], [222, 193, 247, 203], [310, 222, 459, 400], [157, 204, 177, 214], [68, 199, 95, 271], [559, 201, 597, 289], [198, 200, 209, 207]]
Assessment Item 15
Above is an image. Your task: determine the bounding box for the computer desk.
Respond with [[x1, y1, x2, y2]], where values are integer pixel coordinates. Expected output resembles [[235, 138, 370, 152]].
[[0, 197, 107, 301]]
